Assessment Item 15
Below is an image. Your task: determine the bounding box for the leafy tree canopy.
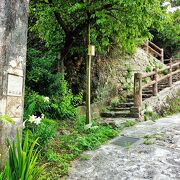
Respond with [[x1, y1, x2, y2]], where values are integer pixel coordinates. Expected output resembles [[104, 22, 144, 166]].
[[153, 9, 180, 58], [170, 0, 180, 6], [29, 0, 169, 71]]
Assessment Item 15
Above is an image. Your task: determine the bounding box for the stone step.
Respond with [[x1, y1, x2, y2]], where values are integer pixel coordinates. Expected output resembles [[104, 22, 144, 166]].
[[108, 107, 131, 111], [142, 94, 152, 98], [100, 111, 137, 118], [158, 83, 168, 85], [158, 85, 169, 88], [126, 100, 134, 103], [117, 102, 134, 108], [142, 90, 152, 94], [158, 86, 169, 90], [158, 83, 169, 86]]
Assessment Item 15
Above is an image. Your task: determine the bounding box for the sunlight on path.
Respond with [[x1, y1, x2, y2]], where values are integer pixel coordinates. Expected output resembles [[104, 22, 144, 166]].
[[68, 114, 180, 180]]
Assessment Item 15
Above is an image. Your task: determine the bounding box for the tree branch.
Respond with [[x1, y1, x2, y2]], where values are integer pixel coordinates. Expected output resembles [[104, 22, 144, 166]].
[[48, 0, 70, 34]]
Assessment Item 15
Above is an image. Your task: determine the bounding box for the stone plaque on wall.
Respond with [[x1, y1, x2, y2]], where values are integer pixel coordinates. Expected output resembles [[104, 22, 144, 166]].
[[7, 74, 23, 96]]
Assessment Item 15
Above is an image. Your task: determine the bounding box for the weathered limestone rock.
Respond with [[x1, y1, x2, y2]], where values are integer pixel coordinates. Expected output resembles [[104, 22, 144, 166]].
[[0, 0, 29, 169], [142, 81, 180, 116]]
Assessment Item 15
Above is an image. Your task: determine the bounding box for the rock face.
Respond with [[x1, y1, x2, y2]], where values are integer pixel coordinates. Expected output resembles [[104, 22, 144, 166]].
[[142, 81, 180, 116], [0, 0, 29, 169]]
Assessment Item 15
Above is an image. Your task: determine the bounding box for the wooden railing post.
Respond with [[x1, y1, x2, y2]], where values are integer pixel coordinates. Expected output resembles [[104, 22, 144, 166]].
[[134, 73, 142, 109], [161, 48, 164, 63], [153, 69, 158, 96], [146, 41, 149, 53], [168, 62, 172, 87]]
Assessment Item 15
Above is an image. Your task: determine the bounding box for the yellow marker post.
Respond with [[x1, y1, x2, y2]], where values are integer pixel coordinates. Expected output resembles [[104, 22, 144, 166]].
[[86, 44, 95, 127]]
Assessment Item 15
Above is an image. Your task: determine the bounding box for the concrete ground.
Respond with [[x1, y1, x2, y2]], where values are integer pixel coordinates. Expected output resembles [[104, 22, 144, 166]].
[[68, 114, 180, 180]]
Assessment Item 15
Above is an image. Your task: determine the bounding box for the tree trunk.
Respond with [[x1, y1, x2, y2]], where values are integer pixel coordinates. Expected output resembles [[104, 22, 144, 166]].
[[57, 35, 73, 74]]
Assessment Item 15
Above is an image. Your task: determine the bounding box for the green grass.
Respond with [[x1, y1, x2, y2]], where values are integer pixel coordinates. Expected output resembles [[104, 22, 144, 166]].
[[37, 116, 138, 179], [39, 116, 119, 179], [79, 154, 90, 161], [143, 139, 153, 145]]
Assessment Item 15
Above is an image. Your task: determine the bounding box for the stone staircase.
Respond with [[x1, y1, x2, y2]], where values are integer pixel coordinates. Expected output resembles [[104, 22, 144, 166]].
[[100, 77, 176, 121], [100, 92, 139, 120], [101, 101, 136, 118], [100, 42, 180, 123]]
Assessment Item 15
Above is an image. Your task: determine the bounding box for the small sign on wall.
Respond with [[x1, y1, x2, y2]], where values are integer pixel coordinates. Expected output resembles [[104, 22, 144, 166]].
[[7, 74, 23, 96]]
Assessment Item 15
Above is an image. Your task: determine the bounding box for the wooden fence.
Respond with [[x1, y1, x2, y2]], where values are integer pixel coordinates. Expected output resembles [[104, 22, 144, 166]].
[[144, 41, 164, 63], [134, 60, 180, 109]]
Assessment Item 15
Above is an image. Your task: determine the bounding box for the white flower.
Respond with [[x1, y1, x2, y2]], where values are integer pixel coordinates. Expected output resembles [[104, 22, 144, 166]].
[[34, 117, 42, 125], [43, 96, 49, 102], [28, 114, 44, 125], [28, 115, 37, 123]]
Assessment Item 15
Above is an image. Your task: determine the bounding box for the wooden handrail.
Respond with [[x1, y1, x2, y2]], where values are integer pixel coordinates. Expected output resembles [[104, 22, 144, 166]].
[[164, 58, 180, 62], [141, 62, 180, 78], [144, 40, 164, 63], [134, 60, 180, 109], [142, 80, 156, 89], [142, 61, 180, 77], [148, 41, 162, 52], [142, 63, 180, 89], [172, 61, 180, 68], [148, 46, 162, 57], [142, 71, 156, 78]]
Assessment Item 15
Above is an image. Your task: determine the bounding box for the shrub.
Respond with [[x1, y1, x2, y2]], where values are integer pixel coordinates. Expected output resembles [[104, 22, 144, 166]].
[[24, 74, 83, 120], [24, 89, 51, 119], [24, 118, 57, 148]]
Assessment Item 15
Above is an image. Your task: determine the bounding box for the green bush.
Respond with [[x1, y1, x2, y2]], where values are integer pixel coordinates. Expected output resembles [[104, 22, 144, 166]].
[[24, 90, 51, 119], [24, 74, 82, 120], [1, 130, 46, 180], [26, 48, 56, 95], [26, 48, 83, 120], [48, 73, 82, 119], [24, 118, 57, 148]]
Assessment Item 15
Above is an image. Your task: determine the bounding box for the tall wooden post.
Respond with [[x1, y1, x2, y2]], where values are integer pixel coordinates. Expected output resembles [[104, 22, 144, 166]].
[[161, 49, 164, 63], [134, 73, 142, 109], [86, 15, 95, 126], [153, 69, 158, 96], [86, 21, 91, 126], [168, 62, 172, 87]]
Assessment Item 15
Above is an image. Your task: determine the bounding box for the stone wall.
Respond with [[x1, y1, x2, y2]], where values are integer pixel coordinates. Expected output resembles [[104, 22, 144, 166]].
[[92, 48, 166, 102], [0, 0, 29, 169]]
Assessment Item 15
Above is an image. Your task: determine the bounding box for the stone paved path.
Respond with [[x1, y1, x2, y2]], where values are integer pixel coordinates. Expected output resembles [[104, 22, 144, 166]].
[[68, 114, 180, 180]]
